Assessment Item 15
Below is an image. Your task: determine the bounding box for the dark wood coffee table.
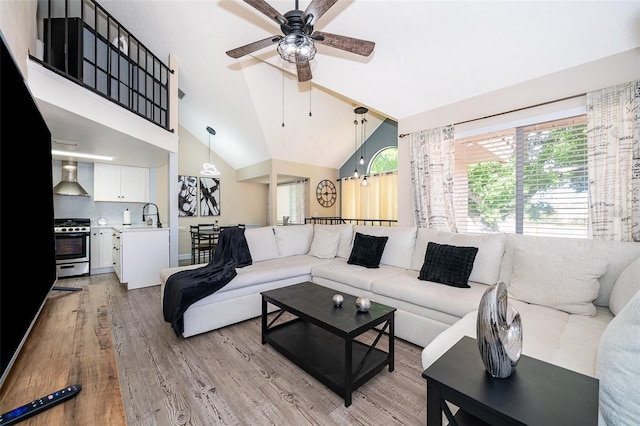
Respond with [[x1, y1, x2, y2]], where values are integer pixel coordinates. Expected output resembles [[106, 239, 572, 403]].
[[261, 282, 396, 407], [422, 336, 599, 426]]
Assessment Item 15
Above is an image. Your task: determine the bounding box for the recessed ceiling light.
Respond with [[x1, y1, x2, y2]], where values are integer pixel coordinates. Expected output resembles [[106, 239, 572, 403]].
[[53, 139, 79, 147], [51, 150, 114, 161]]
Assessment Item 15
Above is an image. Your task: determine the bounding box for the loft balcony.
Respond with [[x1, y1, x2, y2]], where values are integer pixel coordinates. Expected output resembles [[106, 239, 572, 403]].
[[33, 0, 171, 132]]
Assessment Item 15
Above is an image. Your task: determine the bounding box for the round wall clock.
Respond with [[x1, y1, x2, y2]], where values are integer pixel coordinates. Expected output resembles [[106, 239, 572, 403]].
[[316, 179, 337, 208]]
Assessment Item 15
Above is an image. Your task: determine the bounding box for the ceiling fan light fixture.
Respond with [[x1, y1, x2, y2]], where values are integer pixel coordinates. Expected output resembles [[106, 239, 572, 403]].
[[277, 33, 316, 64]]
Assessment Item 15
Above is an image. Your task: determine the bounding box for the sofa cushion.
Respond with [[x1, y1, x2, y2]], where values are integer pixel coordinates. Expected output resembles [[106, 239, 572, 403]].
[[244, 226, 280, 262], [273, 224, 314, 257], [347, 232, 388, 268], [313, 260, 401, 292], [421, 300, 612, 377], [608, 256, 640, 316], [508, 247, 608, 316], [308, 226, 341, 259], [411, 229, 506, 285], [354, 225, 417, 269], [374, 270, 488, 319], [314, 224, 354, 259], [419, 242, 478, 288], [596, 290, 640, 425]]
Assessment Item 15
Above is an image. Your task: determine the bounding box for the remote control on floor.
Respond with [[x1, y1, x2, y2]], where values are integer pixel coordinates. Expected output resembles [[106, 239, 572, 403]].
[[0, 384, 81, 425]]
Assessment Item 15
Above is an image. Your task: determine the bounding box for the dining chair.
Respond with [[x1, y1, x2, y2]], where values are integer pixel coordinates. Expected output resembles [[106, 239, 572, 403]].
[[190, 224, 216, 264]]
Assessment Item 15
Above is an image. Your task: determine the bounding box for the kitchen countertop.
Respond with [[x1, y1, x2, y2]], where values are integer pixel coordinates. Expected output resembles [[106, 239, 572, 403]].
[[97, 224, 168, 232]]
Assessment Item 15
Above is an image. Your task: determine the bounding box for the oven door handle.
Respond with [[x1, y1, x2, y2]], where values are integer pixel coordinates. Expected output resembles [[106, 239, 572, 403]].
[[56, 232, 90, 238]]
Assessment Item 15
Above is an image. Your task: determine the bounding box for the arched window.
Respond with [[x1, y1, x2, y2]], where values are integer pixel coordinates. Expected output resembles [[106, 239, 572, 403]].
[[368, 147, 398, 174]]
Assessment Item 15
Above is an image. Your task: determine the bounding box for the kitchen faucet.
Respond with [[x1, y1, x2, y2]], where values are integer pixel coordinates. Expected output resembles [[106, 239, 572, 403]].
[[142, 203, 162, 228]]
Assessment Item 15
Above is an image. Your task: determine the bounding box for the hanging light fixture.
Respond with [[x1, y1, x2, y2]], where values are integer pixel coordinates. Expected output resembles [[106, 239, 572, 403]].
[[353, 112, 359, 178], [354, 107, 369, 183], [201, 126, 220, 176], [277, 33, 317, 64]]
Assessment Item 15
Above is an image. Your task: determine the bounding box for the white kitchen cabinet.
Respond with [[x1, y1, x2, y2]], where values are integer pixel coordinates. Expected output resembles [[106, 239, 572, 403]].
[[90, 227, 115, 274], [93, 163, 149, 202], [112, 230, 122, 282], [113, 227, 169, 290]]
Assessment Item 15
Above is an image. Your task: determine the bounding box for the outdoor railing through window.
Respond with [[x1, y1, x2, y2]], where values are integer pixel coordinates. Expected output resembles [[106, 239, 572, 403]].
[[36, 0, 171, 130]]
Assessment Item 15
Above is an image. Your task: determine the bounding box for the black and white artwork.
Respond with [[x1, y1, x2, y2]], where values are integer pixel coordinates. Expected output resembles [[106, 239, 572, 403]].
[[178, 175, 198, 216], [200, 177, 220, 216]]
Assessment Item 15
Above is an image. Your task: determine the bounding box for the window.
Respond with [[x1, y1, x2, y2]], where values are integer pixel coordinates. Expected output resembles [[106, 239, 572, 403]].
[[276, 179, 307, 224], [369, 147, 398, 174], [453, 115, 588, 238]]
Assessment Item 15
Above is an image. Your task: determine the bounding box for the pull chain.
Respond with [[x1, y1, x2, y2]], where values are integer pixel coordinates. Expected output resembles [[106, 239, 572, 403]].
[[309, 81, 312, 117], [281, 65, 285, 127]]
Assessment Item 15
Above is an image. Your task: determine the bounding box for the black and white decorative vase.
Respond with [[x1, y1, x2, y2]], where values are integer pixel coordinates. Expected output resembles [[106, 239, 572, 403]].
[[476, 281, 522, 378]]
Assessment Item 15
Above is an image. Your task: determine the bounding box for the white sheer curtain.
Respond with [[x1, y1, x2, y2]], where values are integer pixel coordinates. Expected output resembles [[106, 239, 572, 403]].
[[409, 125, 457, 230], [586, 80, 640, 241], [340, 173, 397, 220]]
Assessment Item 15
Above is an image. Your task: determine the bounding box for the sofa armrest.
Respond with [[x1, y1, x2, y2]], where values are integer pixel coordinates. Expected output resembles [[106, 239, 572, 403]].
[[421, 310, 477, 370]]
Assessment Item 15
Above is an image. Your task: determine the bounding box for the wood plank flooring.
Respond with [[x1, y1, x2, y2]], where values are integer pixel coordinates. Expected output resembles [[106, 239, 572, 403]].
[[0, 279, 126, 425], [74, 273, 427, 425]]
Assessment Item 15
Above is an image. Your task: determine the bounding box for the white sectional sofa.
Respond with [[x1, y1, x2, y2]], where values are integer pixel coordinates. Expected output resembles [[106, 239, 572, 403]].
[[160, 223, 640, 420]]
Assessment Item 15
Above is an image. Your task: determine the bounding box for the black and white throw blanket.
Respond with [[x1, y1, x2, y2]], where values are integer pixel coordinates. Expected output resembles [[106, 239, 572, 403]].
[[163, 227, 252, 337]]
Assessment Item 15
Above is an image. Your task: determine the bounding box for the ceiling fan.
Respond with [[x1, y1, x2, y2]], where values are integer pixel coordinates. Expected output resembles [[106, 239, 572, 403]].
[[226, 0, 375, 82]]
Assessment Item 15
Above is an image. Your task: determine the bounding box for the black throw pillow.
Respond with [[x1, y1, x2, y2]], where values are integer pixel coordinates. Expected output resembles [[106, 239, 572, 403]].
[[419, 242, 478, 288], [347, 232, 388, 268]]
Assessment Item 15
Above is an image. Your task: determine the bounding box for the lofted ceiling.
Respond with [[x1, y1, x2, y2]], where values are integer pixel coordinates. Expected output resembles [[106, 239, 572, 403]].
[[44, 0, 640, 171]]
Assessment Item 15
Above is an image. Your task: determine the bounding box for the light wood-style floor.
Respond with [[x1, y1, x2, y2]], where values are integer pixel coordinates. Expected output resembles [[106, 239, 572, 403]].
[[76, 273, 428, 425]]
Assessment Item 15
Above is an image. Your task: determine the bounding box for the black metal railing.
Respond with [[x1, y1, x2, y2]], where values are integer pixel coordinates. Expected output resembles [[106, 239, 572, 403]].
[[35, 0, 171, 131], [305, 217, 397, 227]]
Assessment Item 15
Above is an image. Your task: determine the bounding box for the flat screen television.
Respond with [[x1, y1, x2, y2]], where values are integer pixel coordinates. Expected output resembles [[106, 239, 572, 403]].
[[0, 32, 58, 390]]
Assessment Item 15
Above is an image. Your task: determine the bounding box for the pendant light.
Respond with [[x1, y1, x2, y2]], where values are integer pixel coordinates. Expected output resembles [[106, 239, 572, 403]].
[[201, 126, 220, 176], [353, 112, 359, 178], [354, 106, 369, 184]]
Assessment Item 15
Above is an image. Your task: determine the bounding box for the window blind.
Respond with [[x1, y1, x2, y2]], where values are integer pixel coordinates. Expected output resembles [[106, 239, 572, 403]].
[[453, 115, 588, 238]]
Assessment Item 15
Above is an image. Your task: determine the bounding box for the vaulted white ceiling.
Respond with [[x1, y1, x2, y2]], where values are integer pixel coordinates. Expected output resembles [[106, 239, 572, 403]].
[[47, 1, 640, 170]]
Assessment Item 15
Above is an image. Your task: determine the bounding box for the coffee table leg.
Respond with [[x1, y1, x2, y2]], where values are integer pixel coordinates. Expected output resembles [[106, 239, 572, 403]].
[[389, 315, 395, 372], [426, 380, 443, 426], [261, 297, 267, 344], [345, 338, 353, 407]]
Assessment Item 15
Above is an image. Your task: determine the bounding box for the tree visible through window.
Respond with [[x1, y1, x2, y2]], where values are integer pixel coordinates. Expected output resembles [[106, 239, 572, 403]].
[[454, 115, 589, 238], [369, 147, 398, 174]]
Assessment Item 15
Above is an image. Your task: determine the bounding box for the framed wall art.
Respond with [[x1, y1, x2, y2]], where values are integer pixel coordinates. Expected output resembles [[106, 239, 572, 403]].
[[178, 175, 198, 216], [200, 177, 220, 216]]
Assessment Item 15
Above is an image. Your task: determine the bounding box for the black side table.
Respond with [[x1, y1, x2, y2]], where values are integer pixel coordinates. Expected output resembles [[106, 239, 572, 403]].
[[422, 336, 599, 426]]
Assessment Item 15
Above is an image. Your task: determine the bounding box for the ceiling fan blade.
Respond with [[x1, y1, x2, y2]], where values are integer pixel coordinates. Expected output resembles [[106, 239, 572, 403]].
[[226, 36, 281, 59], [312, 31, 375, 57], [296, 58, 312, 82], [243, 0, 286, 25], [302, 0, 338, 26]]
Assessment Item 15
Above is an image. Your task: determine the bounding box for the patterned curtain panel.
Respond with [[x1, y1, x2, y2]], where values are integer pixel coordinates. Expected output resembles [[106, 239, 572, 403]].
[[586, 80, 640, 241], [409, 125, 457, 231], [292, 179, 307, 224]]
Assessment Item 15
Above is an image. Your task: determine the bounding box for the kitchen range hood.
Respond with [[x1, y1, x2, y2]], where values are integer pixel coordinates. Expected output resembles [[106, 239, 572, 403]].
[[53, 160, 90, 196]]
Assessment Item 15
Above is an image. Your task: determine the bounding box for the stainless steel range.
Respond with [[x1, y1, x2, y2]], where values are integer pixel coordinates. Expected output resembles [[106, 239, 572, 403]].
[[54, 218, 91, 278]]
